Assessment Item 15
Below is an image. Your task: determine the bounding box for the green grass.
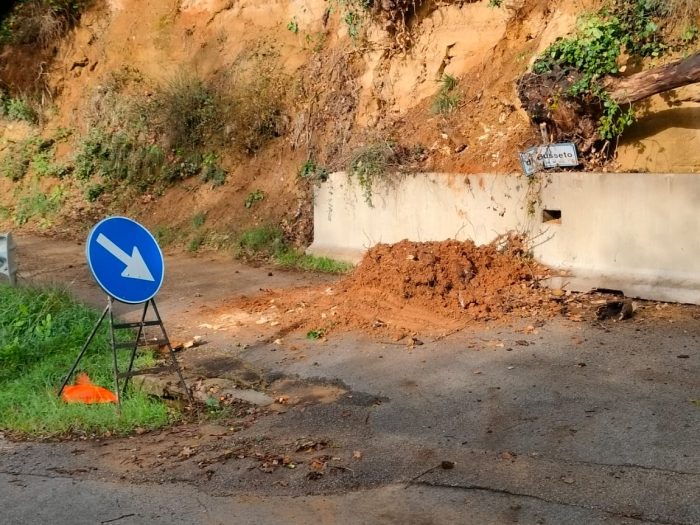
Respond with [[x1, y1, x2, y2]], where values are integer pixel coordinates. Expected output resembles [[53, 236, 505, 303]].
[[0, 284, 174, 437], [234, 225, 285, 258], [191, 212, 206, 229], [274, 249, 353, 274], [234, 225, 353, 274]]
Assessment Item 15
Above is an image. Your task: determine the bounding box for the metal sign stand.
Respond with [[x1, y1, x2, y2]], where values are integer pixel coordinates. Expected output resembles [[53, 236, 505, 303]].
[[58, 296, 192, 407]]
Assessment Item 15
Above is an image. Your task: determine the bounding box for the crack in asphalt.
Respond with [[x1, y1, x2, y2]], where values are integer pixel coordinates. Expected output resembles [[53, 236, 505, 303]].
[[0, 470, 77, 482], [410, 480, 692, 525], [2, 467, 695, 525], [100, 513, 136, 524], [549, 457, 700, 477]]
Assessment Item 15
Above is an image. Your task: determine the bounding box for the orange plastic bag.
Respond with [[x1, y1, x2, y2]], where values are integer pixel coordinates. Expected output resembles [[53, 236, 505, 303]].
[[61, 373, 117, 404]]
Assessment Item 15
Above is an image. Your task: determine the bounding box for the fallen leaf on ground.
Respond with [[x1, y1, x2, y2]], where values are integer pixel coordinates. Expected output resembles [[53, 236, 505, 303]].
[[295, 440, 328, 453], [179, 446, 196, 458], [310, 458, 327, 471]]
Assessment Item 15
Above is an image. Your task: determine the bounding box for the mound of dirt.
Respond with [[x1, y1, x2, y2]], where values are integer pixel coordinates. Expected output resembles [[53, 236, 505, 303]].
[[343, 237, 552, 321], [224, 237, 560, 338]]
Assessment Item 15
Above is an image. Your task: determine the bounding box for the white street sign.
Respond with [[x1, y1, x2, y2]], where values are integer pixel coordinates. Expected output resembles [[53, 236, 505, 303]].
[[520, 143, 579, 176]]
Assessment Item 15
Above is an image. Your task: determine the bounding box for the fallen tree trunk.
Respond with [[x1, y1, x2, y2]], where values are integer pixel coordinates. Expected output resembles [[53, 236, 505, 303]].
[[517, 51, 700, 154], [607, 51, 700, 104]]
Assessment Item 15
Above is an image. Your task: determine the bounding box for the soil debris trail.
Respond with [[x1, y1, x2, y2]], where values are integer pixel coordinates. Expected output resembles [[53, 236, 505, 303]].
[[219, 236, 560, 337]]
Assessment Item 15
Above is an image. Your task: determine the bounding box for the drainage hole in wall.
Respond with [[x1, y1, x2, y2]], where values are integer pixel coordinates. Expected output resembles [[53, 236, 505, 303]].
[[542, 209, 562, 223]]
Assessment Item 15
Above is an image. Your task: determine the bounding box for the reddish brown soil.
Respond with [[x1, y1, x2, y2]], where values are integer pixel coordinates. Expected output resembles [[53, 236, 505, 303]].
[[223, 237, 560, 338]]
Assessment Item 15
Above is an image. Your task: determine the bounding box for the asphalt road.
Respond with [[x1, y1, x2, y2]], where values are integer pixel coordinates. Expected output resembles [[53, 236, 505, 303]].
[[2, 235, 698, 524]]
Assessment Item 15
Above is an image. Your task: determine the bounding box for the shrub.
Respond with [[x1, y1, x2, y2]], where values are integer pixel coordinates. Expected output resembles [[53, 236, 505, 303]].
[[84, 183, 104, 202], [298, 159, 329, 184], [1, 140, 32, 181], [346, 141, 426, 205], [74, 129, 165, 190], [14, 185, 64, 226], [0, 0, 91, 47], [227, 73, 286, 154], [151, 73, 221, 153], [200, 152, 227, 186], [1, 94, 39, 123], [75, 73, 230, 195], [31, 150, 69, 178]]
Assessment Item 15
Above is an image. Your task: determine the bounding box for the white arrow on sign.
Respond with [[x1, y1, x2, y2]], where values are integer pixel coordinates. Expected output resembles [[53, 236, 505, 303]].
[[96, 233, 155, 282]]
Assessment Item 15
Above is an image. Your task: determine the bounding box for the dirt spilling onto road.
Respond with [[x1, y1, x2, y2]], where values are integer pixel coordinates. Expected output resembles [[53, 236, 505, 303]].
[[218, 237, 559, 337]]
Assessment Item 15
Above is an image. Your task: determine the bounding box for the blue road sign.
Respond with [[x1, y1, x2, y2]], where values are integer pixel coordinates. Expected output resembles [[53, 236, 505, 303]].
[[86, 217, 164, 304]]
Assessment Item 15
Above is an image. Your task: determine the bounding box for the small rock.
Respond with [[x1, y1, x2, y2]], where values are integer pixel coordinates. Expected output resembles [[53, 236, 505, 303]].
[[222, 389, 275, 407]]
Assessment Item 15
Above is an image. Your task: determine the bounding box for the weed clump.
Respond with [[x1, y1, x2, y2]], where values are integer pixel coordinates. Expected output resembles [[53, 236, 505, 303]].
[[234, 225, 285, 259], [432, 74, 460, 114], [233, 224, 352, 274], [14, 184, 63, 226], [0, 91, 38, 123], [347, 141, 425, 206], [74, 129, 165, 190], [226, 72, 287, 154], [0, 135, 62, 182]]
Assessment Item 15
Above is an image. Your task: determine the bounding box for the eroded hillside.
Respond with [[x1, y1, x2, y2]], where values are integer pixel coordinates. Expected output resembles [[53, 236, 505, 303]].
[[0, 0, 698, 252]]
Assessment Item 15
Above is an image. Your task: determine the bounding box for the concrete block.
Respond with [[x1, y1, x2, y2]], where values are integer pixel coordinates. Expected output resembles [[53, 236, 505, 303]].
[[308, 172, 700, 305]]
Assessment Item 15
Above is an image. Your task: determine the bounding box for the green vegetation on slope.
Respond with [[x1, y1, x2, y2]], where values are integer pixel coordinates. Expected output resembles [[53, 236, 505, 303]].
[[530, 0, 696, 140], [234, 225, 353, 274]]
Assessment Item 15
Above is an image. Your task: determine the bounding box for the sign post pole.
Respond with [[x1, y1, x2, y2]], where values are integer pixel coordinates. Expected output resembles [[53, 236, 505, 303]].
[[57, 300, 111, 398]]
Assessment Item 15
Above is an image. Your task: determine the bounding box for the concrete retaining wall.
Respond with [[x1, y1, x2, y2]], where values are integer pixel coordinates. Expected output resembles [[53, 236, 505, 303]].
[[308, 172, 700, 304]]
